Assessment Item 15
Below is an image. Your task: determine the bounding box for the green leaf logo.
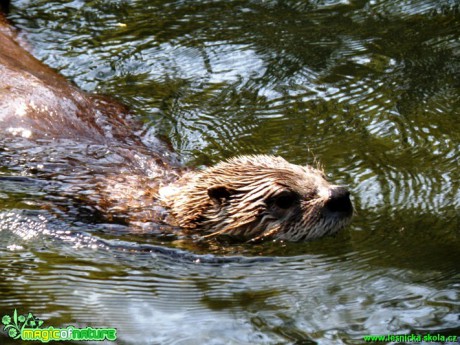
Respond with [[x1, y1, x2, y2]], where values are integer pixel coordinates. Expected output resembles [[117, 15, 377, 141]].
[[2, 309, 21, 339], [2, 309, 44, 339]]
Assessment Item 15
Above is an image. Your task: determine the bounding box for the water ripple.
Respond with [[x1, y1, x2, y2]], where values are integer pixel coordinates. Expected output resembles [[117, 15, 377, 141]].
[[2, 0, 459, 343]]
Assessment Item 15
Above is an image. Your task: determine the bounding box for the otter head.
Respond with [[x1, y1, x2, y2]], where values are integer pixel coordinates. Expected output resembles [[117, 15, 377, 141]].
[[160, 155, 353, 242]]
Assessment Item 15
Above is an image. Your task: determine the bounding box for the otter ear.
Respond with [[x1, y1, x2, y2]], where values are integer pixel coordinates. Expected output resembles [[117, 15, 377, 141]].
[[207, 185, 233, 204]]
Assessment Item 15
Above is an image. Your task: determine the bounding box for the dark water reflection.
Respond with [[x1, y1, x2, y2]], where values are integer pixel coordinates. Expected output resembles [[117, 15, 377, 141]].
[[1, 0, 459, 344]]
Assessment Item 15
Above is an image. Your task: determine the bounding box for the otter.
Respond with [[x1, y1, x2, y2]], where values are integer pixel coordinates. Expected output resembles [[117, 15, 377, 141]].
[[0, 8, 352, 242], [161, 155, 352, 242]]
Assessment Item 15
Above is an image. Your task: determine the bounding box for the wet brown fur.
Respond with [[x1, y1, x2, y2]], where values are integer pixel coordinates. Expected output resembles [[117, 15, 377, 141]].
[[160, 155, 352, 242], [0, 9, 352, 242]]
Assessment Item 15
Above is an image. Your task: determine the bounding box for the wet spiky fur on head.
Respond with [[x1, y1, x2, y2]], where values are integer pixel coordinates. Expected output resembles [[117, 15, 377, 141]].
[[160, 155, 352, 242]]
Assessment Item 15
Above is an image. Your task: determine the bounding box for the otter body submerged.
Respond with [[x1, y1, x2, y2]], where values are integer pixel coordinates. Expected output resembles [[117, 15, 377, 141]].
[[0, 10, 352, 242]]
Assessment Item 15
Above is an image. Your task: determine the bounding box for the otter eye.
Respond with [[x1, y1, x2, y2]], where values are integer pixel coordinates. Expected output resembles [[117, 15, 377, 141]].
[[273, 191, 298, 209]]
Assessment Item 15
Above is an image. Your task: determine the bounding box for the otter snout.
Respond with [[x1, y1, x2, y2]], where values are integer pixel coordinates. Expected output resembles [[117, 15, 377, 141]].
[[324, 186, 353, 215]]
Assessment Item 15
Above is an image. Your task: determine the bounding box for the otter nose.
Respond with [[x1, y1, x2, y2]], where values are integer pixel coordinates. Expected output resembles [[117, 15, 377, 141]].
[[325, 186, 353, 215]]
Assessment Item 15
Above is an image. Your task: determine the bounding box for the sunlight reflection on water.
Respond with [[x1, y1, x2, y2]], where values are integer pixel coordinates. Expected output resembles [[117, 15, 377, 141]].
[[1, 0, 459, 343]]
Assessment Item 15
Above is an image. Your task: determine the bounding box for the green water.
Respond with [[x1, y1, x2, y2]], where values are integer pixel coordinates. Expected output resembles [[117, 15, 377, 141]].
[[1, 0, 459, 344]]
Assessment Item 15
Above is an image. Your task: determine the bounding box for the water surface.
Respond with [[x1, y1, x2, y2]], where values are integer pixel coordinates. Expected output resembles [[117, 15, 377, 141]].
[[1, 0, 459, 344]]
